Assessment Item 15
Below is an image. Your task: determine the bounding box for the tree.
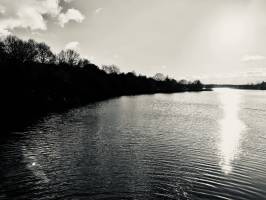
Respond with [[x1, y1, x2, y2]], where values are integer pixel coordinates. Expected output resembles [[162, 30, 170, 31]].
[[35, 42, 55, 64], [153, 73, 166, 81], [127, 71, 136, 76], [178, 79, 188, 85], [0, 40, 6, 60], [191, 80, 203, 91], [102, 64, 120, 74], [78, 58, 91, 68], [24, 39, 39, 62], [3, 36, 38, 63], [57, 49, 80, 66], [4, 35, 24, 62]]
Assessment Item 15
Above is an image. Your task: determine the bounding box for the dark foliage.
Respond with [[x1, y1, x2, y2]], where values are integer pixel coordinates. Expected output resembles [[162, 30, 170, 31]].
[[0, 35, 203, 131]]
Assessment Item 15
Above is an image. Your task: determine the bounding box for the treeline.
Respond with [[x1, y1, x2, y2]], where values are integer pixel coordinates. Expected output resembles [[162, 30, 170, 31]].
[[0, 36, 203, 130], [238, 82, 266, 90], [206, 82, 266, 90]]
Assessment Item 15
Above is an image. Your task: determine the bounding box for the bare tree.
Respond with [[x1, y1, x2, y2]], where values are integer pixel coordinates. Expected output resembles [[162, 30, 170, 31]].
[[4, 35, 25, 62], [3, 36, 38, 63], [35, 42, 55, 64], [153, 73, 166, 81], [24, 39, 38, 62], [102, 64, 120, 74], [0, 40, 5, 59], [78, 58, 91, 68], [57, 49, 80, 66]]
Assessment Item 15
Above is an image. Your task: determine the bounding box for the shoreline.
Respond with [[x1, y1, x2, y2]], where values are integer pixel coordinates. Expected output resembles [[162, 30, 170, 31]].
[[2, 88, 209, 135]]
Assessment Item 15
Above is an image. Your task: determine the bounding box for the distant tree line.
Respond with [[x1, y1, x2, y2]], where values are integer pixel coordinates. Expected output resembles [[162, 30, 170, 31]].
[[206, 82, 266, 90], [0, 35, 203, 131]]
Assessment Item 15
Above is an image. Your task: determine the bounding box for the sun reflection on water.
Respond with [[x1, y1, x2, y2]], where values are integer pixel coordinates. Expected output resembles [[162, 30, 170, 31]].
[[216, 88, 246, 175]]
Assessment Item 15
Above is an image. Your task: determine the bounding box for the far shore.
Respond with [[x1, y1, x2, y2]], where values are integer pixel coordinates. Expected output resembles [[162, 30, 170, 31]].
[[205, 83, 266, 90]]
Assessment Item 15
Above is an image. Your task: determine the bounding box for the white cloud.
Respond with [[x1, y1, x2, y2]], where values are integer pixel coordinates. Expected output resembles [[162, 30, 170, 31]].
[[241, 54, 266, 62], [65, 41, 80, 50], [58, 8, 85, 27], [95, 8, 103, 14], [0, 0, 60, 36], [0, 0, 84, 36]]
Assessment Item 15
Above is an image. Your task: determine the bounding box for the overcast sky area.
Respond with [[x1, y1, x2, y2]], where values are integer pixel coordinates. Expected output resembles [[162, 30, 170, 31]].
[[1, 0, 266, 84]]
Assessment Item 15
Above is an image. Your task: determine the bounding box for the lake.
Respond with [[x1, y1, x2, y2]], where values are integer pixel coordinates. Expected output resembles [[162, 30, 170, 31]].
[[1, 89, 266, 200]]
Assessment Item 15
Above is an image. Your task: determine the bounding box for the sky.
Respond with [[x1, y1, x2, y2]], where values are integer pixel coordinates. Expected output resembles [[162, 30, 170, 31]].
[[0, 0, 266, 84]]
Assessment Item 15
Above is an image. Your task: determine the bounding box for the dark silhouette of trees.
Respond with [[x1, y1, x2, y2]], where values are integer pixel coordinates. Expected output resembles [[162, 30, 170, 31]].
[[0, 35, 205, 131], [0, 41, 5, 58], [78, 58, 91, 68], [206, 82, 266, 90], [153, 73, 166, 81], [57, 49, 80, 66], [2, 36, 56, 65], [191, 80, 203, 91], [35, 42, 55, 64], [3, 35, 29, 63], [102, 64, 120, 74]]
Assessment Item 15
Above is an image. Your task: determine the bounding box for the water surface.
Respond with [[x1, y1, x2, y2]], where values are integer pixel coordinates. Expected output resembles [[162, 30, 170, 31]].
[[1, 89, 266, 199]]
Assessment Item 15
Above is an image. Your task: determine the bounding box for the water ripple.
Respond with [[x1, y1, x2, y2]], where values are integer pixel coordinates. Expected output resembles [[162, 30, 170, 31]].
[[1, 91, 266, 199]]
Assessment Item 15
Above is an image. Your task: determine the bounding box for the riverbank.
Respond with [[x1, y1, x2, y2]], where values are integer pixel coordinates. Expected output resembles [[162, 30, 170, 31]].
[[0, 36, 205, 134], [2, 88, 211, 134]]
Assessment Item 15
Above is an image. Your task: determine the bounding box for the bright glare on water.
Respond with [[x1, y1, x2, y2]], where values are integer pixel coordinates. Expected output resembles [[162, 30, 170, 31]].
[[216, 88, 246, 175], [1, 89, 266, 200]]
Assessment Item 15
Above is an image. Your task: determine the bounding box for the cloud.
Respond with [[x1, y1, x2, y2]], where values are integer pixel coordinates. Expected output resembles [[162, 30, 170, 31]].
[[58, 8, 85, 27], [95, 8, 103, 14], [65, 41, 80, 50], [0, 0, 84, 36], [0, 0, 61, 36], [241, 54, 266, 62]]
